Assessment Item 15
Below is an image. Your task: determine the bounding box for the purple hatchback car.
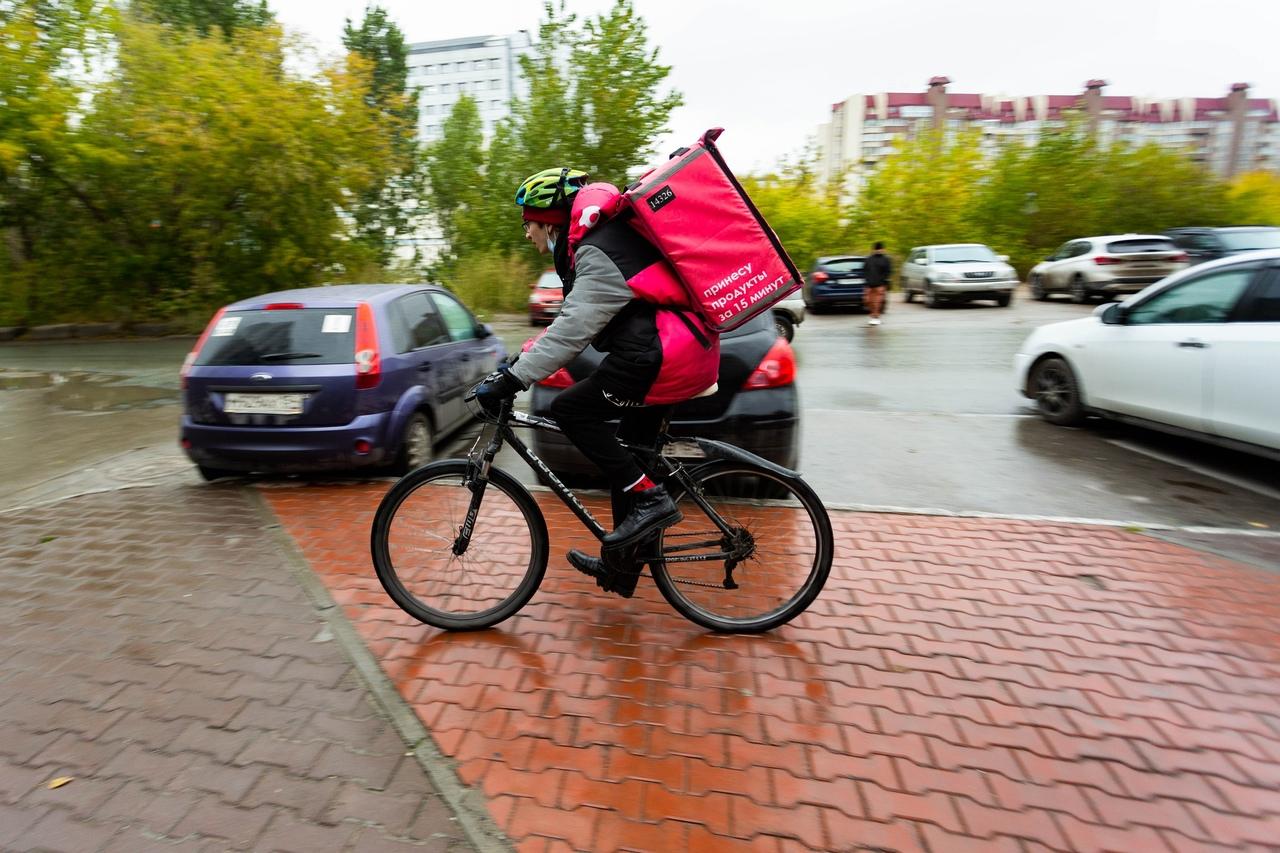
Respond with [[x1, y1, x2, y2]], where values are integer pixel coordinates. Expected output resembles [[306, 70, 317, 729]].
[[180, 284, 506, 480]]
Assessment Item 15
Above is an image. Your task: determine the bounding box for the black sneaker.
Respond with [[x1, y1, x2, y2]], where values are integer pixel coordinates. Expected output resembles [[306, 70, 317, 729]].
[[601, 484, 681, 549], [566, 548, 642, 599]]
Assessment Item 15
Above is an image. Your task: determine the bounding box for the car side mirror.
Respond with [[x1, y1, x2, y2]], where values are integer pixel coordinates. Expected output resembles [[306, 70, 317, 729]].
[[998, 254, 1009, 263], [1098, 303, 1127, 325], [476, 322, 494, 339]]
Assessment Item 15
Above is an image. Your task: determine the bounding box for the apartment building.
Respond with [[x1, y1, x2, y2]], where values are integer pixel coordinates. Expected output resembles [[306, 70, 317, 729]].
[[407, 31, 534, 143], [819, 78, 1280, 197]]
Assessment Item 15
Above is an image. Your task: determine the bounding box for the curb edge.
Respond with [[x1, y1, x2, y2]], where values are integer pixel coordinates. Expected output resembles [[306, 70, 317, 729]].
[[245, 487, 513, 853]]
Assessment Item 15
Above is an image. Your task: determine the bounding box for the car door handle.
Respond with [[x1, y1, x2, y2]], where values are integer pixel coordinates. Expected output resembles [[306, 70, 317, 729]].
[[1177, 340, 1209, 349]]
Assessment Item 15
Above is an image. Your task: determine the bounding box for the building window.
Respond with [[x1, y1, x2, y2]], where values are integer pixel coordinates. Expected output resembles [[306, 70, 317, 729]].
[[490, 79, 501, 90], [457, 81, 466, 93], [423, 65, 434, 75], [441, 83, 452, 93], [491, 100, 501, 110], [456, 61, 466, 72], [424, 85, 435, 95], [474, 60, 485, 70], [490, 58, 500, 69]]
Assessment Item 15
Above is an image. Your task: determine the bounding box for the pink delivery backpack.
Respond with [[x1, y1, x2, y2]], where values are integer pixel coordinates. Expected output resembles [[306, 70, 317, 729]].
[[621, 128, 803, 333]]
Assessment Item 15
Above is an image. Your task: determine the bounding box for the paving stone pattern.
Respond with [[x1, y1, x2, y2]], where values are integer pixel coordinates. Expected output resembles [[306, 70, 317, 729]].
[[265, 482, 1280, 853], [0, 483, 473, 852]]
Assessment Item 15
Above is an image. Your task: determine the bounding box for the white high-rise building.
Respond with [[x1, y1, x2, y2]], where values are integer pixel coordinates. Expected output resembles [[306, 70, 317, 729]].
[[408, 31, 534, 143], [398, 32, 534, 264]]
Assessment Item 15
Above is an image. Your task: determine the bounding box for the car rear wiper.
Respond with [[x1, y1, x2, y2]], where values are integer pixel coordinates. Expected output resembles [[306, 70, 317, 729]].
[[259, 351, 323, 361]]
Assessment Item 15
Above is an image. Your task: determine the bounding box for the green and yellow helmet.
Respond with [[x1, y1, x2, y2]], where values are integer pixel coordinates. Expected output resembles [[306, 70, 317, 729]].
[[516, 167, 589, 223]]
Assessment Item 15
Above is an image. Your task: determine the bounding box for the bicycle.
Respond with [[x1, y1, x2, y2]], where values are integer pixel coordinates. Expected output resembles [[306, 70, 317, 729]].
[[369, 396, 833, 634]]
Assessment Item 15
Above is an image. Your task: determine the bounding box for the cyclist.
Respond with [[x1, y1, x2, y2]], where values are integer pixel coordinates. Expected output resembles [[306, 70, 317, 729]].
[[473, 167, 719, 598]]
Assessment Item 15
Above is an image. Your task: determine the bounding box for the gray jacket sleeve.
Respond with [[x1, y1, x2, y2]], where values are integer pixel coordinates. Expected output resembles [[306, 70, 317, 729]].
[[509, 244, 634, 388]]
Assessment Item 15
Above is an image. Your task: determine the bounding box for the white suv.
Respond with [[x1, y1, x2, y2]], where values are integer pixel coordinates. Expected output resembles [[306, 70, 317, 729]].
[[1028, 234, 1189, 303], [901, 244, 1018, 308]]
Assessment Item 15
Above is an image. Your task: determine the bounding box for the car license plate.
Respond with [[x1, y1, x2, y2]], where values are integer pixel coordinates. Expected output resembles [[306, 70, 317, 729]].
[[224, 392, 307, 415]]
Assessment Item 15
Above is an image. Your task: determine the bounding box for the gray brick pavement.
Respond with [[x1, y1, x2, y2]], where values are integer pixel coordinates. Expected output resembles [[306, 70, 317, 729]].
[[0, 483, 475, 852]]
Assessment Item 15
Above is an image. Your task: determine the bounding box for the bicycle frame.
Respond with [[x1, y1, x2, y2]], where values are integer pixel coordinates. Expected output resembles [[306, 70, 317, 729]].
[[452, 400, 742, 567]]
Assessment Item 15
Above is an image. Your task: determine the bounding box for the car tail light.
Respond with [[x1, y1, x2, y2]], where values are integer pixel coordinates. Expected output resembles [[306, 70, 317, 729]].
[[812, 271, 830, 283], [354, 301, 381, 390], [537, 368, 575, 389], [1171, 252, 1189, 262], [264, 302, 304, 310], [180, 307, 226, 389], [1094, 256, 1122, 266], [743, 337, 796, 390]]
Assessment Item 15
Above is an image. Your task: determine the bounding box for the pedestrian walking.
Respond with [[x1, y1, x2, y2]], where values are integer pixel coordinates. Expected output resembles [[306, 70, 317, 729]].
[[864, 241, 891, 325]]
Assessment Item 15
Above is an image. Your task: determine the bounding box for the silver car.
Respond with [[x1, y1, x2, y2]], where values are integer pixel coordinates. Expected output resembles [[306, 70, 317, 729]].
[[1029, 234, 1189, 303], [901, 243, 1018, 308]]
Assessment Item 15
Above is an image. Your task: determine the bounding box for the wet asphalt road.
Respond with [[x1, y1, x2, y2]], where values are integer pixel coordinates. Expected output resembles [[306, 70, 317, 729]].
[[1, 293, 1277, 554]]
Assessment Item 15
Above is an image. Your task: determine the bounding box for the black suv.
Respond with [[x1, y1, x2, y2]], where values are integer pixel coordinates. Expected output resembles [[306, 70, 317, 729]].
[[1165, 226, 1280, 264]]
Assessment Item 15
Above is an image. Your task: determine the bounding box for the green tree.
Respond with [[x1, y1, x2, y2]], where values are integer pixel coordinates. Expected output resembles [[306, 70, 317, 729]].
[[1, 13, 399, 325], [574, 0, 682, 181], [741, 147, 855, 271], [0, 0, 112, 322], [853, 129, 984, 264], [131, 0, 270, 38], [425, 0, 682, 290], [343, 4, 421, 265], [1229, 171, 1280, 225]]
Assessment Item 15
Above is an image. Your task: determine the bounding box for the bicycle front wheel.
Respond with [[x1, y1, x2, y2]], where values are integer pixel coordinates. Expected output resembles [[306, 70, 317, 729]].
[[370, 460, 548, 631], [650, 460, 833, 633]]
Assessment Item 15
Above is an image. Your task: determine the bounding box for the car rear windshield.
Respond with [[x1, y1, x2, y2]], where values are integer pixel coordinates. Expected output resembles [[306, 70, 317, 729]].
[[536, 272, 561, 289], [933, 246, 999, 263], [195, 308, 356, 366], [1218, 229, 1280, 252], [1106, 238, 1176, 253], [723, 307, 774, 340], [819, 258, 865, 273]]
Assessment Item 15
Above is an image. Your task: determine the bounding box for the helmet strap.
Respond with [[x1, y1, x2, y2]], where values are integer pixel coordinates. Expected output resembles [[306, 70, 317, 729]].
[[549, 167, 570, 208]]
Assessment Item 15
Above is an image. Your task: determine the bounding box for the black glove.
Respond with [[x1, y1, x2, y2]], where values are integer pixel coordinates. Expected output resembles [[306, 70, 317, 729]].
[[473, 367, 525, 417]]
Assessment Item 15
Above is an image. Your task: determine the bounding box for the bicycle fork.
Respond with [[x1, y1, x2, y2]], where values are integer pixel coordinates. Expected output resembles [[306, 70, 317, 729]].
[[452, 419, 506, 556]]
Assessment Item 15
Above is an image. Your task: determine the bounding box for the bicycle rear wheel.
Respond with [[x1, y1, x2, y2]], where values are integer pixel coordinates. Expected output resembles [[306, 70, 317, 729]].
[[370, 460, 548, 631], [649, 460, 832, 633]]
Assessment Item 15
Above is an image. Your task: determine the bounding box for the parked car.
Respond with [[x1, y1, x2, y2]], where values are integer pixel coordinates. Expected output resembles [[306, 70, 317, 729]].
[[900, 244, 1017, 307], [802, 255, 868, 313], [527, 309, 799, 478], [1028, 234, 1189, 303], [1015, 250, 1280, 460], [1165, 226, 1280, 265], [772, 292, 805, 342], [180, 284, 507, 480], [527, 269, 563, 325]]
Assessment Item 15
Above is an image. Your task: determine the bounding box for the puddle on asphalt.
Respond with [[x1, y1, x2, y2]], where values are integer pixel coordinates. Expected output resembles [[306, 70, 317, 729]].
[[0, 368, 175, 411]]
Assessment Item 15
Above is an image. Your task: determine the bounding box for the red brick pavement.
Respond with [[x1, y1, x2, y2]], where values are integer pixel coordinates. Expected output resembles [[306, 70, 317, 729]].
[[264, 481, 1280, 852], [0, 484, 474, 852]]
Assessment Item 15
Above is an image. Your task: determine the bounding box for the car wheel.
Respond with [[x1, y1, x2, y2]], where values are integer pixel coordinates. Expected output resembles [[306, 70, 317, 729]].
[[923, 282, 941, 309], [197, 465, 237, 482], [773, 312, 794, 342], [1031, 357, 1086, 426], [391, 412, 434, 476], [1070, 276, 1090, 304], [1031, 275, 1048, 301], [996, 292, 1012, 307]]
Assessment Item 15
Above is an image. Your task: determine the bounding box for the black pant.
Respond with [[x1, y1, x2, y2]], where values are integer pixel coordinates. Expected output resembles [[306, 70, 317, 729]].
[[549, 373, 672, 497]]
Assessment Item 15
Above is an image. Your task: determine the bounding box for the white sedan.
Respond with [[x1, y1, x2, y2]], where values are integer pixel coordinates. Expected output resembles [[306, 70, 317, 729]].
[[1014, 250, 1280, 460]]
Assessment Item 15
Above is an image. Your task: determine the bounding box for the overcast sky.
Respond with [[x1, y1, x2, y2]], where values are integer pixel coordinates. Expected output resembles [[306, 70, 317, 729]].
[[269, 0, 1280, 174]]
